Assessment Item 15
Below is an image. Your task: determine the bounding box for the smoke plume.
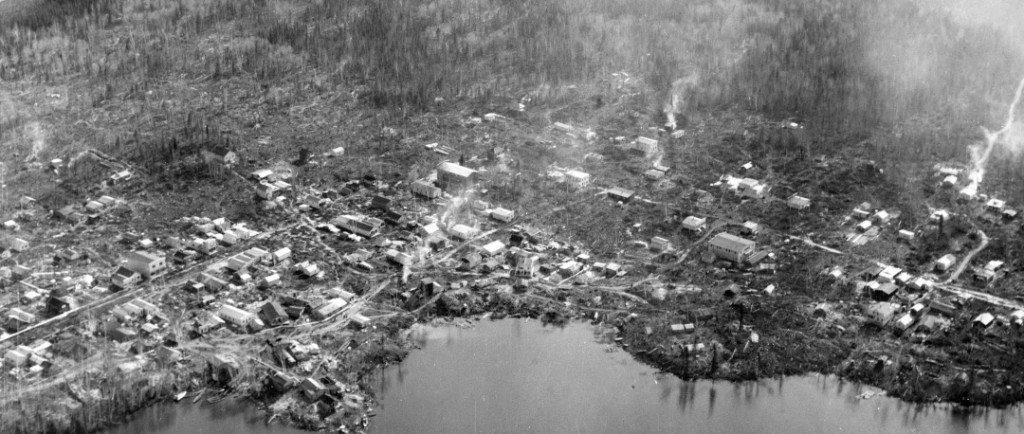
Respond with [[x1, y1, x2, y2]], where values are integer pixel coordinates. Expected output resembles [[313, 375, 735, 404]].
[[960, 75, 1024, 198]]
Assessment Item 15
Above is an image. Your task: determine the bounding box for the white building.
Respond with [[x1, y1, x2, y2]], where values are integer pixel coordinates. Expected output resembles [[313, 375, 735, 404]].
[[935, 254, 956, 272], [218, 305, 262, 330], [565, 170, 591, 190], [632, 136, 659, 157], [490, 208, 515, 223], [480, 240, 506, 257], [987, 198, 1006, 212], [437, 162, 476, 192], [313, 298, 348, 320], [449, 224, 478, 241], [125, 251, 166, 279], [736, 178, 769, 200], [272, 247, 292, 264], [708, 233, 755, 263], [682, 216, 707, 233], [787, 195, 811, 210]]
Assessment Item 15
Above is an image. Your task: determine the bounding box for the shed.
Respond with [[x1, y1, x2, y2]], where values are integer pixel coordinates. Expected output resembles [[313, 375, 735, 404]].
[[973, 312, 995, 328], [935, 254, 956, 272], [740, 221, 761, 235], [986, 198, 1006, 212], [894, 314, 915, 331], [650, 237, 672, 252], [606, 187, 635, 202], [370, 195, 392, 211], [490, 208, 515, 223], [856, 220, 873, 232], [480, 240, 506, 257], [108, 327, 138, 343], [871, 210, 891, 224], [894, 272, 913, 286], [85, 200, 104, 212], [269, 371, 296, 393], [644, 169, 665, 180], [877, 266, 902, 283], [787, 195, 811, 210]]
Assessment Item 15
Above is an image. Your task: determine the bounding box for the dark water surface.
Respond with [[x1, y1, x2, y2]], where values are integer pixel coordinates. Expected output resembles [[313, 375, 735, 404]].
[[104, 319, 1023, 434], [101, 398, 310, 434]]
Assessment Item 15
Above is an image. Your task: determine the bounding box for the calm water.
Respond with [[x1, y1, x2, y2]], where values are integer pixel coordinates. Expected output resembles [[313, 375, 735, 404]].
[[101, 399, 309, 434], [368, 319, 1024, 434], [105, 319, 1024, 434]]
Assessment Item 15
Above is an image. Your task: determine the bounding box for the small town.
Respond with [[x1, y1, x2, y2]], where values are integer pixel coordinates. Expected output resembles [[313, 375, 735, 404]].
[[2, 0, 1024, 433]]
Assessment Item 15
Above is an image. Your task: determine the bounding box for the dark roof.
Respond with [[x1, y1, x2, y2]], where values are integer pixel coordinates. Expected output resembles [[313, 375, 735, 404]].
[[371, 196, 391, 209], [114, 266, 139, 278], [209, 146, 233, 157], [261, 302, 288, 320], [874, 283, 899, 296]]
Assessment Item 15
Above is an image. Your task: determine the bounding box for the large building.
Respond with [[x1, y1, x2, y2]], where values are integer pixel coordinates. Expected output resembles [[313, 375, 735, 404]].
[[436, 162, 476, 192], [411, 180, 442, 198], [708, 233, 756, 263], [125, 251, 166, 279], [218, 305, 263, 330], [564, 170, 591, 190], [332, 214, 383, 238]]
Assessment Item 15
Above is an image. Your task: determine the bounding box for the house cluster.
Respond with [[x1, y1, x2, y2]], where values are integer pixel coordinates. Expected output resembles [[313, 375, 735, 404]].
[[551, 122, 597, 141], [53, 195, 123, 225], [546, 167, 592, 191], [845, 203, 897, 245], [264, 361, 349, 417], [3, 339, 54, 379], [1, 264, 105, 339], [106, 297, 167, 348], [444, 226, 629, 291]]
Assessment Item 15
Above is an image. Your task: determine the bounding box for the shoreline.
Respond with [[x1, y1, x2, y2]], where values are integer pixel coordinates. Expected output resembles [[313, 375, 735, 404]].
[[4, 302, 1023, 434]]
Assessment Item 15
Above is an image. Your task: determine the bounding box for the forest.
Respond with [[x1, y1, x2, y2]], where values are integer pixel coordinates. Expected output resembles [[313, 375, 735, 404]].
[[1, 0, 1023, 197]]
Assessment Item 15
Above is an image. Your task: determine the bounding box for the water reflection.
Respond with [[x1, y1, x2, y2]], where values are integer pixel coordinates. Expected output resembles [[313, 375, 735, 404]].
[[370, 319, 1024, 434], [708, 385, 717, 418], [102, 400, 311, 434]]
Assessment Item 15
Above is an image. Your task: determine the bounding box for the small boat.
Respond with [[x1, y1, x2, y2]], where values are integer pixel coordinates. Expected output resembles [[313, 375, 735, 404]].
[[192, 390, 206, 403], [174, 391, 187, 402]]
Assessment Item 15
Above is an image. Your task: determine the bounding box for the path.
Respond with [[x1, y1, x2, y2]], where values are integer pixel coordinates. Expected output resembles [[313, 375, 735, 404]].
[[944, 230, 988, 284]]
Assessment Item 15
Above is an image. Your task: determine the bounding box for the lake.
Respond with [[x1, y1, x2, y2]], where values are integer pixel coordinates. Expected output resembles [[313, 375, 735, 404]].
[[367, 319, 1024, 434], [104, 318, 1024, 434], [101, 398, 310, 434]]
